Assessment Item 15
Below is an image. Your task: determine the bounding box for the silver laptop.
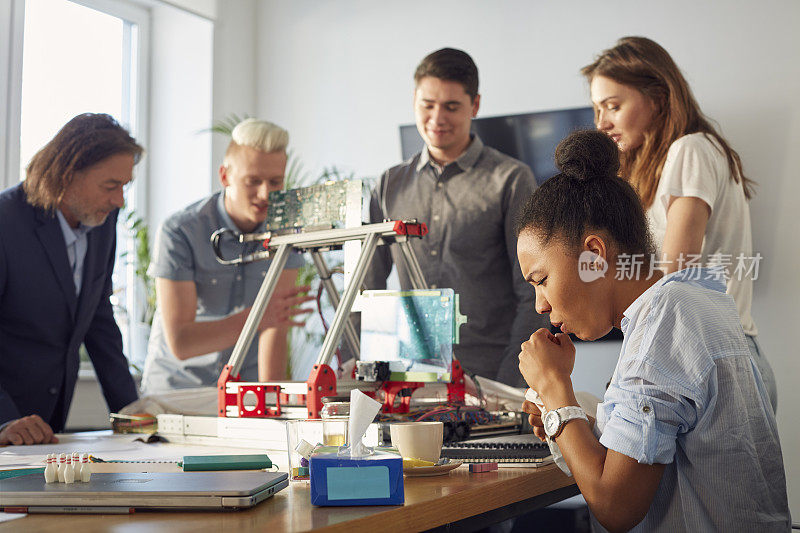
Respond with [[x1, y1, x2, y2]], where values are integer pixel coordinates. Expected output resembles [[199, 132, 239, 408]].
[[0, 471, 288, 512]]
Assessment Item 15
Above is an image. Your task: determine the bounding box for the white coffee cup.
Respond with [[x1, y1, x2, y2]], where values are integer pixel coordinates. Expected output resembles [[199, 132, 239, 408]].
[[389, 422, 444, 463]]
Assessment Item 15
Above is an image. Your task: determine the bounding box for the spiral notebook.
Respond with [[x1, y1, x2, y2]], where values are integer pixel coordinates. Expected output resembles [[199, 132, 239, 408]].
[[441, 434, 553, 466]]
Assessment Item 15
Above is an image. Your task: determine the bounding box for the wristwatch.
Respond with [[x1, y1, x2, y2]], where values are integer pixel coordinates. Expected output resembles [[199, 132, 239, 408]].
[[543, 406, 588, 439]]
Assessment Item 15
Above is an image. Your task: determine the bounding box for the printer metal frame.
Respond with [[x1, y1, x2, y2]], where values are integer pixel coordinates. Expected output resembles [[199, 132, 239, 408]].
[[212, 220, 465, 419]]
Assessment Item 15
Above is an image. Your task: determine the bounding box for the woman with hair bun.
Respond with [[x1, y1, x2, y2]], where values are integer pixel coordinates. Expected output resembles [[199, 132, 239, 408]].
[[582, 36, 776, 411], [516, 129, 789, 532]]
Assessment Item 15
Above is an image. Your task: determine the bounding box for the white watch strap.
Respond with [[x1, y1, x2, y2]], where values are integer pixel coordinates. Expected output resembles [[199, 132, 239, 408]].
[[556, 405, 588, 423], [547, 406, 588, 438]]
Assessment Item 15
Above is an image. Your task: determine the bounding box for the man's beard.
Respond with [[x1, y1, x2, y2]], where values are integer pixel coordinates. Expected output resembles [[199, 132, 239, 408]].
[[63, 199, 109, 228]]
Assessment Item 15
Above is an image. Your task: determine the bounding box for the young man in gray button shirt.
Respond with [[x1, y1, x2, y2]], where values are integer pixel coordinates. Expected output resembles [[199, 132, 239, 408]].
[[364, 48, 549, 385], [141, 119, 312, 394]]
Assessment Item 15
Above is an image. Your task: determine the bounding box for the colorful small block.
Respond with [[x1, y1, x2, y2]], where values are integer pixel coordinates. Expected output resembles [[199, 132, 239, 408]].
[[469, 462, 498, 473], [291, 466, 310, 480]]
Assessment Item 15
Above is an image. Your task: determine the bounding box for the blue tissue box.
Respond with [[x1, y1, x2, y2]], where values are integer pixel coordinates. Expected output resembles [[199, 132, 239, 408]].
[[310, 450, 404, 506]]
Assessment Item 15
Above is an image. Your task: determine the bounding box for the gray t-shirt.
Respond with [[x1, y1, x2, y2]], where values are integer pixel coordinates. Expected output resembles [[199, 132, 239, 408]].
[[140, 191, 304, 394], [364, 135, 548, 385]]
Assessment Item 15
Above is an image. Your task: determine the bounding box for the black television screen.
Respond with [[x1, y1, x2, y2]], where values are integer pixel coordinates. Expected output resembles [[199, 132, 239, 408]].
[[400, 105, 624, 342], [399, 106, 596, 185]]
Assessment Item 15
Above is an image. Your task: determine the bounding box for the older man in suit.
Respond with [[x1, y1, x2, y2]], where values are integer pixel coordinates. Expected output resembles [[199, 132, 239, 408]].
[[0, 113, 142, 445]]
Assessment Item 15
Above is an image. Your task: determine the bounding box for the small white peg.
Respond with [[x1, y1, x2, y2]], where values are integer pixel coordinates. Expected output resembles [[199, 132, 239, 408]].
[[63, 456, 75, 484], [44, 454, 57, 483], [80, 454, 92, 483], [57, 453, 67, 483]]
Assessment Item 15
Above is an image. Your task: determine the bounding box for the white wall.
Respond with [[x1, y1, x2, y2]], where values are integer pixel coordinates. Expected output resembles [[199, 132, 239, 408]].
[[158, 0, 216, 20], [148, 3, 214, 230], [246, 0, 800, 516], [211, 0, 257, 188]]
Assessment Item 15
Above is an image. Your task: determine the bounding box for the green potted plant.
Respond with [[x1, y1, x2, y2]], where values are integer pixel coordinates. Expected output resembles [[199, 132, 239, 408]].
[[115, 209, 156, 373], [123, 210, 156, 326]]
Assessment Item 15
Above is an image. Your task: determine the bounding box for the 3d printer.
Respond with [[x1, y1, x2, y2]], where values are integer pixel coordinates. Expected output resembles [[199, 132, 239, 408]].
[[209, 180, 520, 440]]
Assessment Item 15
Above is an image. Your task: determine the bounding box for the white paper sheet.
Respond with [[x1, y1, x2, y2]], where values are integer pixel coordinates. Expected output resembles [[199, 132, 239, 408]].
[[0, 433, 141, 457], [1, 431, 265, 472], [0, 455, 44, 469]]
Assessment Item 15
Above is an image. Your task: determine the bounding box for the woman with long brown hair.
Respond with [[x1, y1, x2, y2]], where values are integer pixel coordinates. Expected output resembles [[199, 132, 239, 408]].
[[582, 36, 777, 411]]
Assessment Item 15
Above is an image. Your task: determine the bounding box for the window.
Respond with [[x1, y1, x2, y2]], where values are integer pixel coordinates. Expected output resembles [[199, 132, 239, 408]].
[[16, 0, 150, 369], [3, 0, 216, 373], [20, 1, 122, 180]]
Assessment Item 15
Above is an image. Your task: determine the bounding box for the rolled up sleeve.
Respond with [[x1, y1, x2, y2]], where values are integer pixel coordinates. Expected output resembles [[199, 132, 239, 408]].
[[597, 361, 699, 465]]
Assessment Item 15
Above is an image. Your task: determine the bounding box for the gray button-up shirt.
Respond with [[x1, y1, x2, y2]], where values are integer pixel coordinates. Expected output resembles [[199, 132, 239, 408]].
[[140, 191, 304, 394], [364, 135, 548, 385], [594, 269, 790, 531]]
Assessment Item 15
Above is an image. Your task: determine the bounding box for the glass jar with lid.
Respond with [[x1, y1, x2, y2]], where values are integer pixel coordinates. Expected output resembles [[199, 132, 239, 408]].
[[320, 397, 350, 447]]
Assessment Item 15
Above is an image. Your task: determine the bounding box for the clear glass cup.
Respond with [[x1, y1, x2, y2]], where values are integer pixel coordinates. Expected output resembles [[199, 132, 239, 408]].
[[285, 419, 324, 481]]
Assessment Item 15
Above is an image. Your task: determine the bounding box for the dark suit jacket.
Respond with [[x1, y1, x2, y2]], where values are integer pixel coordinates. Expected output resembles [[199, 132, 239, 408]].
[[0, 184, 137, 432]]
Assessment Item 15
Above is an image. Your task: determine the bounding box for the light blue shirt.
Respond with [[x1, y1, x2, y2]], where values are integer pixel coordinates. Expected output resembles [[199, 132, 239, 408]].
[[140, 192, 304, 394], [56, 210, 90, 294], [595, 268, 790, 532]]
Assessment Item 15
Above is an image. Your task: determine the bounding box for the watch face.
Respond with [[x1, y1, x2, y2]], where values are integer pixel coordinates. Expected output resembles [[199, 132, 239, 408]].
[[543, 410, 561, 437]]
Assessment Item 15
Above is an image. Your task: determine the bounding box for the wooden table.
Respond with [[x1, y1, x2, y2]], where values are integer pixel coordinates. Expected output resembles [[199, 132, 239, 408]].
[[4, 463, 577, 532]]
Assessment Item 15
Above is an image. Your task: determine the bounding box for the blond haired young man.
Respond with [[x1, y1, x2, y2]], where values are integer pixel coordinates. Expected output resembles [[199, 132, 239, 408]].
[[141, 119, 311, 393]]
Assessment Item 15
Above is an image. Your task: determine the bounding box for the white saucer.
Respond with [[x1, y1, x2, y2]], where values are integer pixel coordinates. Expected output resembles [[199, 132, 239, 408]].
[[403, 460, 463, 477]]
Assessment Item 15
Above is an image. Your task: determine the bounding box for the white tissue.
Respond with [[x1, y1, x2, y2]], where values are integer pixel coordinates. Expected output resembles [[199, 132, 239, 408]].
[[526, 388, 572, 477], [348, 389, 382, 457]]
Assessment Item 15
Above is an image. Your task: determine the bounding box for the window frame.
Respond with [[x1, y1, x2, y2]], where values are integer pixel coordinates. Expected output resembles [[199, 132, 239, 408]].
[[0, 0, 25, 192], [2, 0, 151, 371]]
